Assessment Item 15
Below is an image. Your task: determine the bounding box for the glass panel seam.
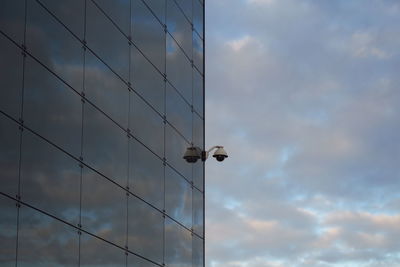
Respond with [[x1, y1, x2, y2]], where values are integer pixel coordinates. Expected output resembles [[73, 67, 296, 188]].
[[34, 0, 83, 42], [89, 0, 130, 39], [172, 0, 193, 25]]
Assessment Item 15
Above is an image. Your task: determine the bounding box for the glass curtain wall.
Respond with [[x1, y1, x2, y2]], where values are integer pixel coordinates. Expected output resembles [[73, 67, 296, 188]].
[[0, 0, 204, 266]]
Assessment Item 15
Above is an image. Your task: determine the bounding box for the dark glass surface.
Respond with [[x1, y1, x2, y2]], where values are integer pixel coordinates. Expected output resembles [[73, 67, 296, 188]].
[[165, 124, 192, 181], [17, 205, 79, 266], [0, 34, 23, 120], [192, 188, 204, 237], [0, 114, 20, 198], [193, 235, 204, 267], [165, 167, 192, 228], [130, 94, 164, 158], [0, 0, 25, 45], [165, 218, 192, 267], [85, 50, 129, 128], [193, 0, 203, 37], [81, 167, 127, 247], [127, 253, 158, 267], [175, 0, 192, 21], [93, 0, 130, 36], [193, 160, 204, 192], [143, 0, 165, 24], [166, 34, 192, 103], [0, 0, 204, 265], [80, 232, 126, 267], [131, 45, 165, 115], [0, 195, 17, 266], [166, 1, 192, 58], [130, 139, 164, 210], [23, 56, 82, 157], [26, 0, 84, 92], [193, 113, 203, 149], [193, 69, 204, 116], [131, 0, 165, 73], [20, 130, 80, 225], [128, 196, 163, 264], [193, 33, 203, 73], [39, 0, 85, 39], [86, 0, 129, 81], [83, 103, 128, 187], [166, 83, 192, 142]]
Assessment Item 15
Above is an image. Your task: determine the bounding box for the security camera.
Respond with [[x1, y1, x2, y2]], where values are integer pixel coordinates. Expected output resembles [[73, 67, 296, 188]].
[[183, 146, 201, 163], [212, 146, 228, 162], [183, 145, 228, 163]]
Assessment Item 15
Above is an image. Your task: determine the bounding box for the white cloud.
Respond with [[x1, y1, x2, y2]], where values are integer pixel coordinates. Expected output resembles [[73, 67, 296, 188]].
[[226, 35, 264, 52], [350, 31, 390, 59]]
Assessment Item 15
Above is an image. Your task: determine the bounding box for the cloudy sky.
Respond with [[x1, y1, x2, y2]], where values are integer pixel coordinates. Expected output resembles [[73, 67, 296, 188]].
[[205, 0, 400, 266]]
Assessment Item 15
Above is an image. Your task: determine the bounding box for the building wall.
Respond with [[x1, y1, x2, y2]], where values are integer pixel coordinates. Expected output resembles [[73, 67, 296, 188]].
[[0, 0, 204, 266]]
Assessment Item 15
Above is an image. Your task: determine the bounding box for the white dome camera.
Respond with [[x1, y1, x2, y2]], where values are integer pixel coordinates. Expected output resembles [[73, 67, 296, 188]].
[[212, 147, 228, 162], [183, 146, 202, 163]]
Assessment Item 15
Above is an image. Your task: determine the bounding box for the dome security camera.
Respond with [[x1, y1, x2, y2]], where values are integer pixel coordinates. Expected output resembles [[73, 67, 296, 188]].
[[183, 146, 201, 163], [212, 147, 228, 162]]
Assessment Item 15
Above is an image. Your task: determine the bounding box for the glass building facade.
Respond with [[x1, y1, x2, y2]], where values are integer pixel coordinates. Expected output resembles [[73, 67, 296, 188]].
[[0, 0, 204, 266]]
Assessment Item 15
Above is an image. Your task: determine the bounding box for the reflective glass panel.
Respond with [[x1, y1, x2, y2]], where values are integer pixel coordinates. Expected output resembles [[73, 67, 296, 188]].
[[132, 0, 165, 73], [193, 160, 204, 192], [0, 0, 25, 45], [0, 34, 23, 120], [39, 0, 85, 39], [193, 0, 203, 37], [128, 196, 163, 264], [0, 114, 20, 198], [24, 56, 82, 157], [20, 130, 80, 225], [165, 124, 192, 181], [17, 205, 79, 266], [192, 188, 203, 237], [0, 195, 17, 266], [81, 167, 127, 247], [165, 218, 192, 267], [128, 253, 158, 267], [93, 0, 130, 36], [86, 0, 129, 81], [143, 0, 165, 24], [130, 139, 164, 210], [130, 94, 164, 158], [175, 0, 192, 21], [166, 1, 192, 58], [165, 167, 192, 228], [166, 83, 192, 142], [85, 50, 129, 128], [193, 69, 203, 116], [80, 232, 126, 267], [83, 103, 128, 187], [166, 35, 192, 103], [193, 235, 204, 267], [193, 33, 203, 73], [193, 113, 203, 149], [26, 0, 84, 92], [131, 45, 165, 115]]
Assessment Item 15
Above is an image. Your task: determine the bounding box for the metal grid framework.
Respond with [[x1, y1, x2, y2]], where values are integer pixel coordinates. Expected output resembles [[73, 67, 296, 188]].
[[0, 0, 205, 266]]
